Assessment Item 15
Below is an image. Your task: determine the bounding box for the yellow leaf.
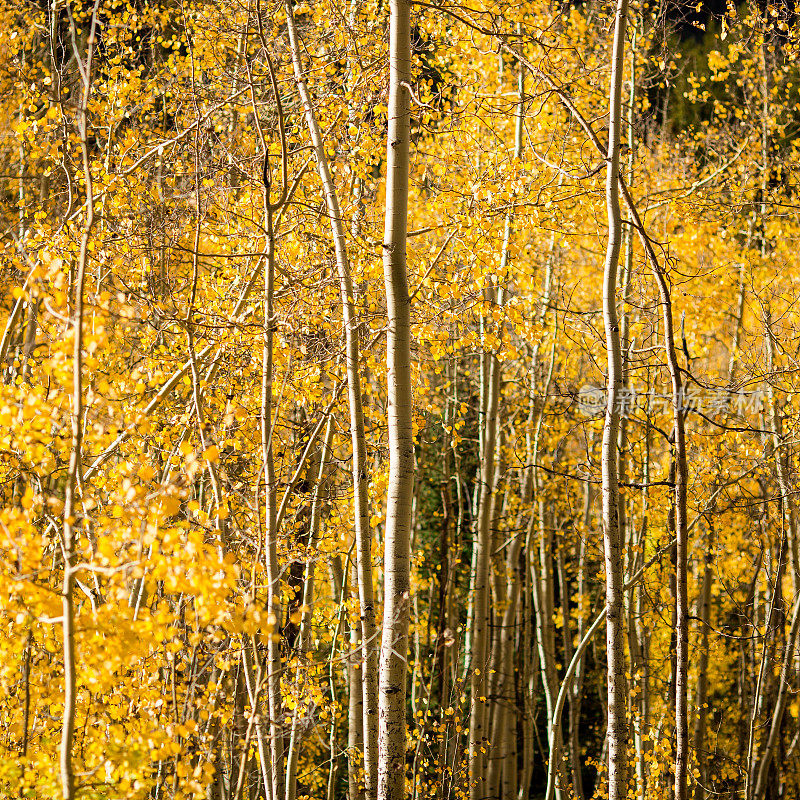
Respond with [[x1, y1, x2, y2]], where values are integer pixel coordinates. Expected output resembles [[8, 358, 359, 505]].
[[160, 495, 181, 516], [139, 465, 156, 482]]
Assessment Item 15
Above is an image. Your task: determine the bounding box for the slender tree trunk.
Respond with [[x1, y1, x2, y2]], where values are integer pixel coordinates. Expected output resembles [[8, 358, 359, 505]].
[[636, 197, 690, 800], [349, 559, 367, 800], [486, 44, 525, 800], [435, 477, 452, 707], [261, 201, 285, 800], [518, 378, 539, 800], [485, 429, 507, 798], [635, 422, 652, 798], [531, 324, 565, 799], [546, 611, 608, 800], [692, 250, 747, 800], [521, 295, 559, 799], [692, 516, 713, 800], [246, 39, 292, 800], [285, 418, 335, 800], [284, 7, 380, 793], [620, 27, 639, 800], [571, 481, 592, 800], [487, 552, 518, 800], [753, 592, 800, 800], [751, 316, 800, 799], [469, 349, 501, 800], [60, 7, 100, 796], [558, 543, 584, 800], [600, 0, 630, 797], [533, 499, 565, 799], [617, 124, 690, 800], [377, 1, 414, 798], [518, 600, 536, 800], [330, 552, 365, 800], [238, 640, 272, 800]]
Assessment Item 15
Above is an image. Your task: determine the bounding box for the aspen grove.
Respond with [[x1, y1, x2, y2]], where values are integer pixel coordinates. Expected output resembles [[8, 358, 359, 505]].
[[4, 0, 800, 799]]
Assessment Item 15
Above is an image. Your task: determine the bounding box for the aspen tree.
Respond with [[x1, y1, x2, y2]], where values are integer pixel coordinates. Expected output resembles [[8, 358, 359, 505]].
[[620, 182, 690, 800], [250, 33, 291, 799], [751, 320, 800, 798], [639, 143, 693, 800], [693, 246, 748, 800], [485, 38, 525, 800], [634, 422, 652, 800], [284, 5, 380, 794], [569, 481, 592, 800], [620, 23, 645, 800], [467, 302, 501, 800], [600, 0, 630, 797], [377, 0, 414, 798], [260, 170, 284, 800], [348, 557, 367, 800], [60, 4, 101, 796], [747, 32, 798, 799], [328, 551, 365, 800], [533, 327, 564, 800]]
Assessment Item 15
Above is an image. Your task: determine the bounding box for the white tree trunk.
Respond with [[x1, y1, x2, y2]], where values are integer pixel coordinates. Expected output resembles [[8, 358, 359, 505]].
[[377, 1, 414, 798], [261, 201, 285, 800], [348, 562, 367, 800], [285, 418, 335, 800], [60, 8, 100, 796], [600, 0, 630, 797], [484, 44, 525, 800], [468, 347, 500, 800], [752, 319, 800, 799], [284, 6, 380, 793]]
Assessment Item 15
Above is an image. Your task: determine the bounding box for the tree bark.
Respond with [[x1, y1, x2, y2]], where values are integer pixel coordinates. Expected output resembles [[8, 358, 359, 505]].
[[751, 317, 800, 799], [285, 417, 335, 800], [348, 559, 367, 800], [625, 197, 690, 800], [533, 499, 565, 799], [284, 6, 380, 793], [692, 516, 713, 800], [60, 6, 100, 796], [261, 198, 285, 800], [485, 46, 524, 800], [468, 349, 501, 800], [377, 1, 414, 798], [600, 0, 630, 797]]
